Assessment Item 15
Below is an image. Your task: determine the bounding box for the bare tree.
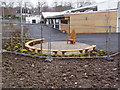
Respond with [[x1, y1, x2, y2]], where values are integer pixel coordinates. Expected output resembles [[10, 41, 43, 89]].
[[53, 0, 59, 11], [8, 2, 14, 7], [1, 2, 6, 18], [38, 1, 46, 14], [42, 5, 50, 12], [51, 1, 73, 12], [1, 2, 15, 18], [75, 0, 95, 8]]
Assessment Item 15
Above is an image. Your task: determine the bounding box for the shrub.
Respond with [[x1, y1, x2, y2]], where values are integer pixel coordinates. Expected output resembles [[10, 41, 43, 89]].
[[14, 46, 19, 49], [110, 51, 115, 55], [6, 46, 11, 51], [20, 49, 28, 53], [52, 54, 59, 57], [14, 50, 19, 52], [17, 43, 21, 47]]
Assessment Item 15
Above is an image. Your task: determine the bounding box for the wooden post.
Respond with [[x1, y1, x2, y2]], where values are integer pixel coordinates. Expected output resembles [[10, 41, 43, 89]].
[[85, 49, 89, 53]]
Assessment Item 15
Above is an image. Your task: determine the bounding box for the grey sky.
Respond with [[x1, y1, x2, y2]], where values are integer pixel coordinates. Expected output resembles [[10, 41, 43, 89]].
[[1, 0, 118, 7], [29, 0, 107, 7]]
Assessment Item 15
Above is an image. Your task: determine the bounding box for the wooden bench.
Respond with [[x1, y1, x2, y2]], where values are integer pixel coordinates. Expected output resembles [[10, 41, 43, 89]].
[[84, 45, 96, 53], [25, 38, 45, 49], [32, 38, 45, 45], [25, 38, 96, 56], [36, 48, 59, 55], [66, 29, 76, 44], [67, 39, 76, 44], [52, 50, 59, 54], [60, 45, 96, 55], [61, 49, 83, 55]]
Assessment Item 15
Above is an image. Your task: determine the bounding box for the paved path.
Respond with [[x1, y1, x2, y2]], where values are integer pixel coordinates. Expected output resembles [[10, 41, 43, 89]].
[[28, 24, 66, 41], [28, 24, 118, 52]]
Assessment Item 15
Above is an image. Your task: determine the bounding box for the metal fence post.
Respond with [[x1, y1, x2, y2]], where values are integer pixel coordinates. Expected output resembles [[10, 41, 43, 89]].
[[118, 1, 120, 52], [40, 23, 43, 53], [0, 6, 2, 89], [0, 5, 2, 54], [20, 1, 24, 49], [45, 23, 52, 62], [106, 26, 114, 61]]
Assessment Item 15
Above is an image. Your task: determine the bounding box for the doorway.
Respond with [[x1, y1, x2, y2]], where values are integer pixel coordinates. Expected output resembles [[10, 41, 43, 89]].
[[32, 19, 36, 23]]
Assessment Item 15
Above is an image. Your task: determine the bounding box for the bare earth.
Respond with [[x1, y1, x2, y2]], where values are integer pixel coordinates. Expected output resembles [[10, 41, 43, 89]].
[[2, 52, 119, 88]]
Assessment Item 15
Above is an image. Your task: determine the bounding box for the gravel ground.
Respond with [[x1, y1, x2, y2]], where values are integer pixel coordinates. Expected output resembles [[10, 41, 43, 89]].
[[33, 41, 91, 55], [2, 52, 119, 88], [33, 42, 90, 50]]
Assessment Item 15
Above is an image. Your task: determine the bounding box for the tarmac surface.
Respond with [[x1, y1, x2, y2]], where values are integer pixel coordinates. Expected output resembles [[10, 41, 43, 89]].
[[28, 24, 119, 52]]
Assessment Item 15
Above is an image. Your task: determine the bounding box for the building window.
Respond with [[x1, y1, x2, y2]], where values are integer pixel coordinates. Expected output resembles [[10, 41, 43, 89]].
[[32, 20, 36, 23], [61, 20, 68, 24]]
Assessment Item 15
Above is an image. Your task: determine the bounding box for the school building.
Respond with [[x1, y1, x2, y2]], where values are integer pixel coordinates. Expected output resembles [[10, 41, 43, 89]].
[[42, 1, 120, 33]]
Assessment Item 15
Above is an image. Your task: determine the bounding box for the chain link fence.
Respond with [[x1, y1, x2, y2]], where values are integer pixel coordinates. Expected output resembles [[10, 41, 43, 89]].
[[2, 20, 119, 61], [1, 1, 119, 61]]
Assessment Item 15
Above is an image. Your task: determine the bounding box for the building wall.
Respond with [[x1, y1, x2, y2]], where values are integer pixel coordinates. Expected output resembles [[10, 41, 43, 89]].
[[60, 24, 70, 33], [59, 18, 70, 33], [26, 16, 41, 24], [64, 11, 117, 33]]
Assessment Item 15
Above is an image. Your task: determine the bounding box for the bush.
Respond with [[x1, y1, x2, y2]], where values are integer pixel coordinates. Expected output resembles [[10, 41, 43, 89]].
[[20, 49, 28, 53]]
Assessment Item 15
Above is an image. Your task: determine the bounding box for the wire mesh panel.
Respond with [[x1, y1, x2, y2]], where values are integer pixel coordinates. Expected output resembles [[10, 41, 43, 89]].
[[40, 23, 118, 59], [1, 1, 119, 61], [2, 20, 29, 52], [2, 20, 119, 59]]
